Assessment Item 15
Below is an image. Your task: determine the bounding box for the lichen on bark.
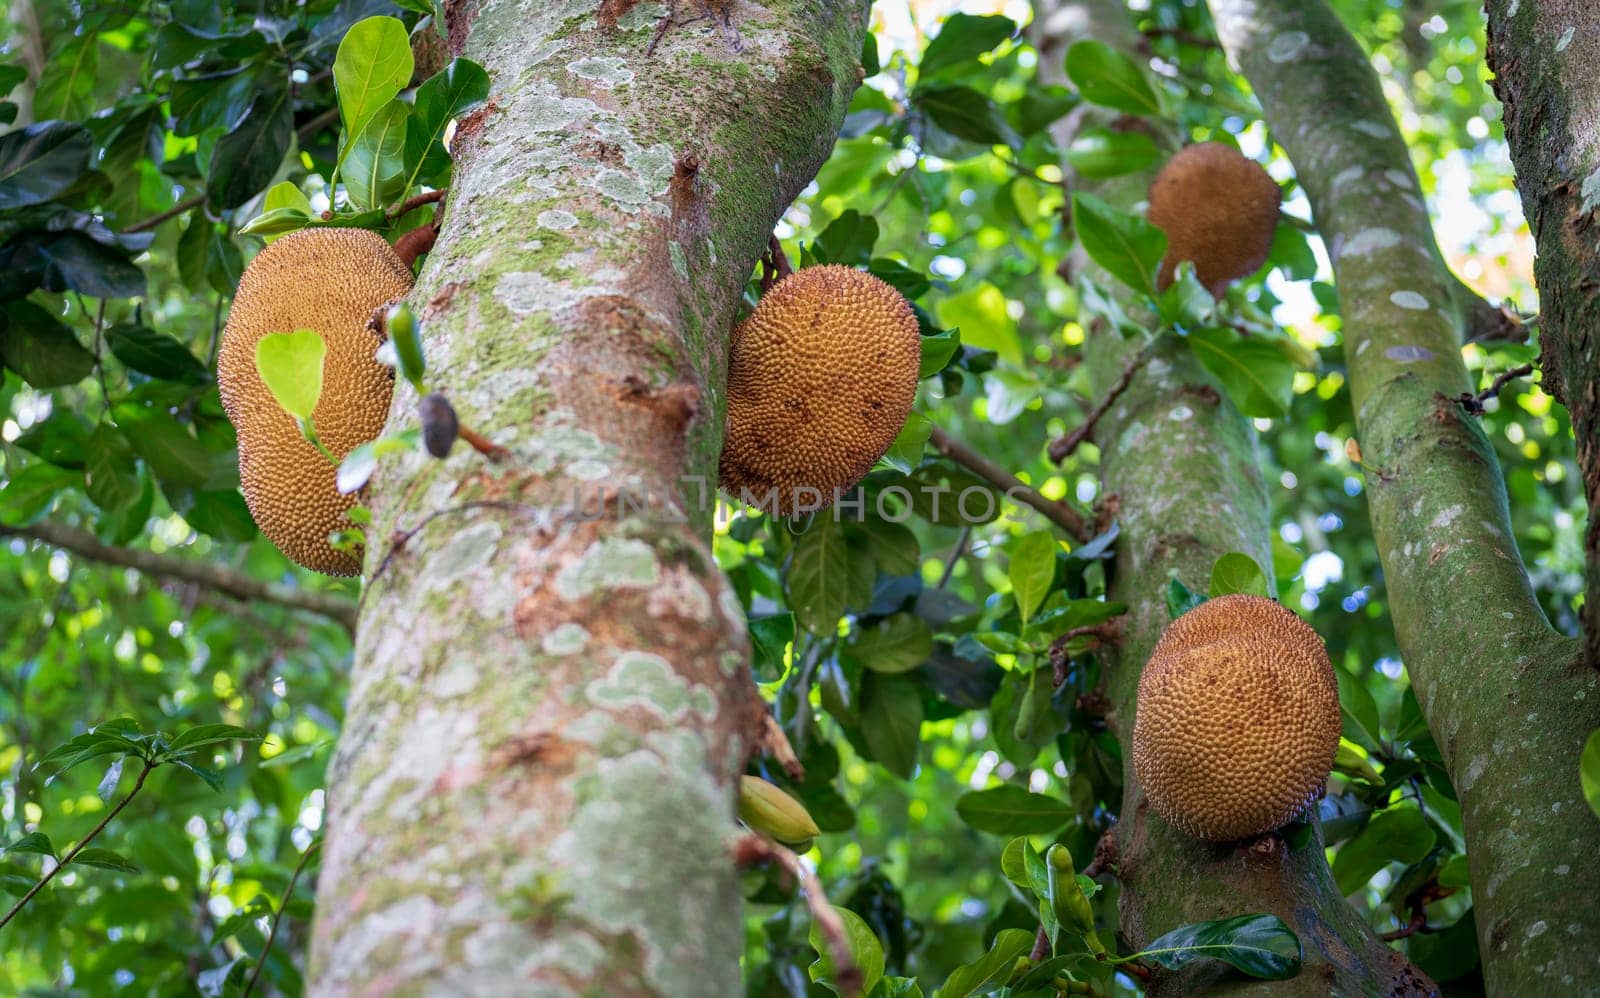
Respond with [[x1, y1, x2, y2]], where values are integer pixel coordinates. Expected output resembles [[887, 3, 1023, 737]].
[[308, 2, 868, 993], [1211, 0, 1600, 989]]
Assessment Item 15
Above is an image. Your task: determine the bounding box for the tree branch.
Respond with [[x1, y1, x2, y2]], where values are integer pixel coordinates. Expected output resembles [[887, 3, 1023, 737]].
[[0, 520, 356, 635], [242, 838, 321, 998], [928, 425, 1092, 542], [124, 194, 206, 234], [734, 835, 861, 996], [1048, 338, 1155, 463]]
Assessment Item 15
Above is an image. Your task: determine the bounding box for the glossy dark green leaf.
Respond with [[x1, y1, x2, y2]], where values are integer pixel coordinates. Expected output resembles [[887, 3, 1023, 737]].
[[166, 724, 261, 755], [1187, 327, 1296, 418], [107, 324, 209, 383], [1071, 192, 1166, 298], [787, 518, 850, 634], [938, 927, 1032, 997], [860, 672, 922, 778], [83, 423, 141, 512], [3, 832, 56, 858], [1134, 913, 1301, 980], [28, 232, 146, 298], [812, 209, 878, 267], [919, 14, 1014, 79], [1064, 39, 1162, 116], [111, 403, 218, 489], [343, 99, 411, 211], [171, 68, 260, 137], [849, 614, 933, 674], [0, 301, 94, 388], [406, 58, 490, 186], [0, 121, 92, 209], [808, 905, 885, 998], [207, 89, 292, 209], [955, 785, 1073, 835], [14, 412, 90, 469], [1332, 805, 1436, 894], [915, 86, 1020, 148], [749, 612, 796, 681]]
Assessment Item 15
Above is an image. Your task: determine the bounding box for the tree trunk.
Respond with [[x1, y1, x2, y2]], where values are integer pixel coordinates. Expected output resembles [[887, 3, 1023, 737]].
[[307, 3, 867, 993], [1485, 0, 1600, 669], [1031, 3, 1431, 993], [1210, 0, 1600, 990]]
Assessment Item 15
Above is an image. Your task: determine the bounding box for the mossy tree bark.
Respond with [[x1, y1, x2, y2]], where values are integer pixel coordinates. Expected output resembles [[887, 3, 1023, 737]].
[[1210, 0, 1600, 990], [1485, 0, 1600, 670], [307, 2, 867, 993], [1031, 3, 1430, 993]]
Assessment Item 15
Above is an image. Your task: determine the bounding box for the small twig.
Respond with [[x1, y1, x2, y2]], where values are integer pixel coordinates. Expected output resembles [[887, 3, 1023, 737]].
[[0, 760, 155, 930], [1048, 623, 1120, 684], [457, 422, 509, 461], [1081, 828, 1119, 880], [387, 187, 448, 220], [735, 835, 861, 996], [760, 234, 795, 293], [928, 426, 1092, 541], [0, 521, 356, 634], [758, 712, 804, 781], [1048, 343, 1157, 463], [646, 0, 682, 55], [1456, 362, 1534, 415], [242, 838, 321, 997], [124, 193, 205, 234], [1029, 924, 1051, 961], [1379, 908, 1428, 942], [936, 525, 971, 589], [1140, 25, 1222, 49]]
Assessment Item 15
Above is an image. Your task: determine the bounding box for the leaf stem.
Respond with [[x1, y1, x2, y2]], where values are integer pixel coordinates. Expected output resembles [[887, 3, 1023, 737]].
[[241, 838, 321, 998], [0, 758, 155, 931]]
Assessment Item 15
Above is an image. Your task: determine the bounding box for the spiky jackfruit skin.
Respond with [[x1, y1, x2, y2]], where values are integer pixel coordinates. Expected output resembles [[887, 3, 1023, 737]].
[[1132, 593, 1340, 842], [719, 265, 920, 514], [217, 228, 414, 575], [1147, 142, 1282, 297]]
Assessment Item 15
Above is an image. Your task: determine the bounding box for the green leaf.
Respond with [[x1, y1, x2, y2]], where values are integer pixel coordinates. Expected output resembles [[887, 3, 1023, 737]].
[[1064, 39, 1162, 116], [937, 927, 1033, 997], [919, 13, 1014, 79], [255, 330, 327, 422], [787, 519, 850, 634], [918, 328, 960, 378], [880, 413, 931, 475], [0, 300, 94, 388], [1187, 327, 1296, 418], [1336, 668, 1382, 750], [749, 613, 796, 681], [1332, 804, 1436, 894], [106, 324, 209, 383], [207, 89, 292, 209], [809, 905, 886, 998], [1583, 729, 1600, 822], [263, 180, 312, 215], [405, 56, 489, 188], [0, 462, 76, 526], [343, 99, 411, 211], [955, 786, 1073, 835], [3, 832, 56, 858], [811, 210, 879, 267], [0, 121, 92, 210], [165, 724, 260, 756], [915, 86, 1021, 148], [1166, 577, 1205, 619], [860, 673, 923, 778], [850, 614, 933, 674], [1134, 914, 1301, 980], [1065, 127, 1161, 178], [110, 403, 224, 489], [385, 303, 426, 390], [239, 205, 313, 240], [209, 894, 274, 945], [1009, 531, 1056, 625], [1209, 552, 1268, 597], [1071, 192, 1166, 298], [333, 16, 415, 139], [336, 429, 420, 494], [69, 848, 140, 874]]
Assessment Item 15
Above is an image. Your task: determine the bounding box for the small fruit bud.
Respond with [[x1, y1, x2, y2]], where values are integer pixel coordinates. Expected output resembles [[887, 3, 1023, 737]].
[[738, 775, 821, 849], [386, 302, 426, 390], [419, 392, 459, 458], [1047, 844, 1096, 936]]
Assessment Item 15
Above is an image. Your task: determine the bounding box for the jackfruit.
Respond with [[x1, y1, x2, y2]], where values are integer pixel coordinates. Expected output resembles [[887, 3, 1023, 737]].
[[720, 265, 920, 514], [217, 228, 414, 575], [1131, 593, 1340, 842], [737, 775, 821, 849], [1147, 142, 1281, 297]]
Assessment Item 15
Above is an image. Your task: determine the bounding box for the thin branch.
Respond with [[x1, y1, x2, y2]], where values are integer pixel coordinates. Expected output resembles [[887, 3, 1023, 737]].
[[936, 525, 971, 589], [1048, 341, 1157, 463], [735, 835, 861, 996], [1456, 362, 1535, 415], [124, 193, 205, 234], [927, 425, 1092, 541], [386, 187, 448, 220], [0, 759, 155, 930], [0, 520, 356, 635], [242, 838, 321, 998], [757, 712, 804, 781], [1378, 909, 1428, 942]]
